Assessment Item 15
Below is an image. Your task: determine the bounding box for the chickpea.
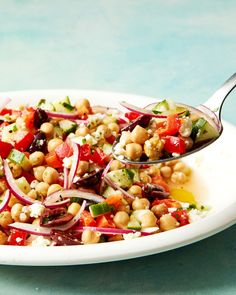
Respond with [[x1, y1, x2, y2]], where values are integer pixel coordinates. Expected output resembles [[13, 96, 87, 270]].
[[76, 161, 89, 176], [119, 131, 132, 145], [117, 203, 130, 214], [8, 194, 21, 208], [42, 167, 59, 184], [127, 185, 142, 198], [140, 211, 157, 228], [139, 172, 152, 184], [108, 122, 120, 134], [81, 229, 101, 244], [11, 203, 24, 222], [32, 218, 40, 226], [148, 165, 162, 176], [40, 122, 54, 138], [33, 166, 46, 181], [47, 138, 63, 153], [151, 203, 168, 218], [159, 214, 179, 231], [132, 198, 150, 210], [9, 162, 22, 178], [131, 125, 149, 144], [35, 182, 49, 198], [0, 230, 7, 245], [0, 211, 13, 228], [29, 151, 45, 167], [110, 160, 125, 171], [75, 126, 90, 137], [113, 211, 130, 229], [19, 211, 30, 223], [96, 124, 111, 138], [160, 166, 172, 178], [27, 189, 38, 200], [144, 136, 164, 160], [47, 184, 62, 196], [171, 171, 187, 184], [75, 98, 91, 115], [125, 143, 142, 160], [0, 181, 7, 195], [165, 159, 179, 167], [173, 162, 191, 176], [67, 203, 81, 216]]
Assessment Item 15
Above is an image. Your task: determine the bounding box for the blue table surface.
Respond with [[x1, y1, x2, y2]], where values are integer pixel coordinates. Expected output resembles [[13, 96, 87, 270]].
[[0, 1, 236, 294]]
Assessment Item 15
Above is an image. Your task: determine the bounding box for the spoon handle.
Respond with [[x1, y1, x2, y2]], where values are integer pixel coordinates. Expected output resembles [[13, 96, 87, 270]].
[[201, 73, 236, 120]]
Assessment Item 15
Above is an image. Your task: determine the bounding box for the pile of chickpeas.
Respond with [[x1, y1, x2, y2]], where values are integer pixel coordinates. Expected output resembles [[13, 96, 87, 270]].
[[0, 98, 192, 246]]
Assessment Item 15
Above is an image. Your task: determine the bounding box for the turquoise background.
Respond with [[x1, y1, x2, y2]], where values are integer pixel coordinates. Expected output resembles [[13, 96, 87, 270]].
[[0, 0, 236, 294]]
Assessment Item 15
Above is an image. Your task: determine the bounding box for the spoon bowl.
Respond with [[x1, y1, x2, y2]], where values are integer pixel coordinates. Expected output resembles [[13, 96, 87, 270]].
[[112, 73, 236, 165]]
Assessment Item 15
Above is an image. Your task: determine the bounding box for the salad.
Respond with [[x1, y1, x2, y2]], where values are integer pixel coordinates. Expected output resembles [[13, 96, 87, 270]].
[[114, 100, 219, 162], [0, 96, 208, 247]]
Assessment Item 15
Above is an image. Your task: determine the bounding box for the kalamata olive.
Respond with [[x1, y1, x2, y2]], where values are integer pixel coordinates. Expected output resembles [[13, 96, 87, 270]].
[[121, 115, 151, 132], [75, 169, 103, 187], [28, 132, 47, 153], [34, 108, 48, 128], [50, 230, 81, 246], [40, 208, 73, 227], [142, 183, 170, 200]]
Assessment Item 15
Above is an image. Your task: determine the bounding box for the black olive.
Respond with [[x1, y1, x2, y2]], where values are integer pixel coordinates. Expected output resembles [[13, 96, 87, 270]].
[[75, 169, 103, 187], [142, 183, 170, 200], [28, 131, 47, 153], [121, 115, 151, 132], [50, 230, 81, 246], [34, 108, 48, 128]]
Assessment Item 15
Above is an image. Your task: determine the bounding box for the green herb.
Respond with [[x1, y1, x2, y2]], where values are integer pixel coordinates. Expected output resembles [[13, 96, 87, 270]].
[[37, 98, 46, 107]]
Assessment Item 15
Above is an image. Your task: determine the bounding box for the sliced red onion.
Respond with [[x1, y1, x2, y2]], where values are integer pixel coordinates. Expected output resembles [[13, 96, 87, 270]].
[[63, 166, 69, 189], [0, 97, 11, 112], [45, 111, 80, 120], [0, 189, 10, 213], [44, 189, 104, 208], [74, 226, 151, 236], [4, 160, 41, 205], [120, 101, 167, 118], [68, 142, 80, 188], [53, 200, 86, 231], [197, 104, 221, 131], [104, 176, 134, 200], [8, 222, 51, 236], [99, 160, 113, 194]]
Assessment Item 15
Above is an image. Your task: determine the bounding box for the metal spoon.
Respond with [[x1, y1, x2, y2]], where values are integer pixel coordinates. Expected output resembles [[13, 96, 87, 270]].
[[112, 73, 236, 165]]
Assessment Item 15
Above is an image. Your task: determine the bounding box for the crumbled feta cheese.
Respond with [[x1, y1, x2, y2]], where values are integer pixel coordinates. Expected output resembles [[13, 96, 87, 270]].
[[144, 139, 152, 149], [179, 202, 190, 209], [168, 207, 177, 213], [72, 134, 97, 146], [87, 113, 104, 128], [63, 156, 73, 169], [29, 203, 45, 218], [188, 209, 208, 223], [172, 153, 180, 157], [114, 142, 125, 155], [16, 237, 23, 243], [123, 232, 141, 240], [31, 236, 51, 247], [179, 117, 192, 137]]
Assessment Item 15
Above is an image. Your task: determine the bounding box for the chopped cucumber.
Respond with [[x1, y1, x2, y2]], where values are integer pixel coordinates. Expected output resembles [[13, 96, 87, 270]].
[[102, 186, 116, 198], [8, 149, 31, 171], [37, 99, 55, 111], [16, 177, 31, 194], [53, 126, 64, 139], [53, 96, 74, 113], [102, 143, 112, 155], [152, 99, 170, 114], [191, 118, 219, 143], [152, 99, 186, 116], [127, 215, 141, 230], [107, 169, 134, 189], [191, 118, 207, 140], [59, 119, 77, 135], [128, 168, 140, 183], [89, 202, 113, 217]]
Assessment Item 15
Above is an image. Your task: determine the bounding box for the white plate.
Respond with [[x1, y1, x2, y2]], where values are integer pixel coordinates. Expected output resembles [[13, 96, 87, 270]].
[[0, 89, 236, 266]]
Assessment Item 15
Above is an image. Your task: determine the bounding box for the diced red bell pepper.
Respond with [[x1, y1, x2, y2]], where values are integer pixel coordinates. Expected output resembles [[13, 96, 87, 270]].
[[106, 135, 116, 144], [79, 144, 91, 161], [55, 142, 73, 161], [105, 195, 123, 210], [158, 114, 181, 136], [96, 214, 116, 228], [164, 136, 186, 154], [24, 108, 35, 130], [21, 171, 36, 183], [125, 112, 140, 121], [45, 151, 63, 168], [15, 131, 34, 152], [8, 229, 27, 246], [92, 148, 109, 166], [0, 141, 13, 158], [0, 108, 12, 116], [171, 209, 189, 226], [79, 210, 96, 226]]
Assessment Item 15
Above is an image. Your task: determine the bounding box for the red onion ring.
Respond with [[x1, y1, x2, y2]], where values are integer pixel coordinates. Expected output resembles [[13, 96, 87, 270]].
[[68, 142, 80, 188], [44, 189, 104, 208], [4, 160, 42, 205], [99, 159, 113, 194], [104, 176, 134, 200], [63, 166, 69, 189], [0, 189, 10, 213], [74, 226, 151, 236], [45, 111, 80, 120]]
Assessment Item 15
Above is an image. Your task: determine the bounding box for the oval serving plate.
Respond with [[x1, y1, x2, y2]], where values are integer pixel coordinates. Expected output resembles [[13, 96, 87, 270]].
[[0, 89, 236, 266]]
